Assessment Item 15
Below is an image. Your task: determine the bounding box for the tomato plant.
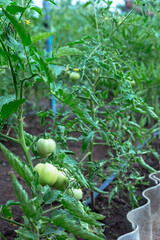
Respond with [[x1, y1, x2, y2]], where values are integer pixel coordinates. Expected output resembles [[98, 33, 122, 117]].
[[0, 2, 108, 239], [36, 138, 56, 158], [0, 0, 159, 239]]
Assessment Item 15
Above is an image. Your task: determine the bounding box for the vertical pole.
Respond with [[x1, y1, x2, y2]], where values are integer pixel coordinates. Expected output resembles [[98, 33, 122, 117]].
[[43, 0, 56, 114]]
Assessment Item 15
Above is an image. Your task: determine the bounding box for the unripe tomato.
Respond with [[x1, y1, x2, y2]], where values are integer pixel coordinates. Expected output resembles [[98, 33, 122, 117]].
[[34, 163, 58, 186], [67, 188, 83, 200], [34, 163, 44, 184], [70, 72, 80, 81], [53, 171, 69, 190], [36, 138, 56, 158]]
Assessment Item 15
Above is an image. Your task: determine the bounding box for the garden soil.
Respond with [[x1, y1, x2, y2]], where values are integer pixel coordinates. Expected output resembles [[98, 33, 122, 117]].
[[0, 114, 160, 240]]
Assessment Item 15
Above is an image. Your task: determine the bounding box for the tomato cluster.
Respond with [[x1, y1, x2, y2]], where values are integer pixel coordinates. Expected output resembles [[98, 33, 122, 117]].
[[34, 138, 83, 200]]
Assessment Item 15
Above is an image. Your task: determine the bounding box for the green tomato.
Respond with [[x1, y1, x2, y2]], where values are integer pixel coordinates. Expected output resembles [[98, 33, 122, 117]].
[[53, 171, 69, 190], [70, 72, 80, 81], [67, 188, 83, 200], [34, 163, 58, 186], [34, 163, 44, 184], [36, 138, 56, 158]]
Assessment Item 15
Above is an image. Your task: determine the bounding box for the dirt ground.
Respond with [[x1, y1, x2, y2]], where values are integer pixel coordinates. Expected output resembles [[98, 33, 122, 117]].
[[0, 113, 160, 240]]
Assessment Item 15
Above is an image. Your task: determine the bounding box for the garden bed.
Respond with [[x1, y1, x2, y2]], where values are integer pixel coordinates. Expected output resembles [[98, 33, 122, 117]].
[[0, 114, 159, 240]]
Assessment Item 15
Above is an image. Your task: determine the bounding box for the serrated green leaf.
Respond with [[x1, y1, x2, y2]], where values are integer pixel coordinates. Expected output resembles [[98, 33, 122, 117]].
[[2, 206, 12, 218], [146, 108, 159, 120], [54, 46, 82, 58], [0, 143, 34, 185], [0, 98, 25, 119], [52, 65, 64, 76], [40, 57, 57, 84], [23, 131, 36, 148], [1, 200, 19, 218], [2, 9, 31, 46], [5, 35, 25, 59], [16, 227, 37, 240], [52, 212, 105, 240], [82, 87, 99, 105], [90, 211, 105, 221], [61, 198, 100, 226], [131, 107, 146, 114], [6, 5, 25, 14], [46, 0, 57, 5], [82, 131, 94, 154], [43, 189, 60, 204], [11, 173, 38, 219], [30, 6, 42, 15], [31, 32, 55, 44], [42, 225, 69, 239], [63, 155, 77, 166], [136, 157, 156, 173], [73, 169, 89, 188], [0, 95, 15, 111]]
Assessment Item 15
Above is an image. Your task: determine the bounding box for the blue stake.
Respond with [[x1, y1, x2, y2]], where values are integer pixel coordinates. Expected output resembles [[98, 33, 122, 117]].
[[43, 0, 56, 114]]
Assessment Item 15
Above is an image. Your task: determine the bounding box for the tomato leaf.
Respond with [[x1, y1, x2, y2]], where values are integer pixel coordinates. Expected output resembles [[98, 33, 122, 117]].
[[1, 200, 19, 219], [61, 198, 101, 226], [0, 95, 15, 111], [45, 0, 57, 6], [65, 164, 89, 188], [15, 228, 37, 240], [40, 57, 57, 84], [0, 98, 25, 120], [0, 143, 34, 185], [54, 46, 82, 58], [2, 8, 32, 46], [30, 6, 42, 15], [52, 210, 106, 240], [11, 173, 39, 219], [90, 211, 106, 221], [42, 225, 69, 238], [31, 32, 55, 44], [43, 187, 61, 204], [82, 131, 94, 154], [136, 157, 156, 173], [6, 5, 25, 14]]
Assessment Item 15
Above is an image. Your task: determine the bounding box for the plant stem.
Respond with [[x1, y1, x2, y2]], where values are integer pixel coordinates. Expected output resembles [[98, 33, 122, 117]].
[[43, 204, 63, 214], [17, 106, 33, 168], [21, 74, 38, 83], [0, 39, 18, 99], [89, 95, 96, 210], [0, 133, 19, 144], [79, 151, 91, 165], [0, 215, 24, 227], [93, 142, 108, 146], [0, 232, 7, 240], [19, 0, 32, 21], [109, 6, 136, 38], [93, 0, 100, 42]]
